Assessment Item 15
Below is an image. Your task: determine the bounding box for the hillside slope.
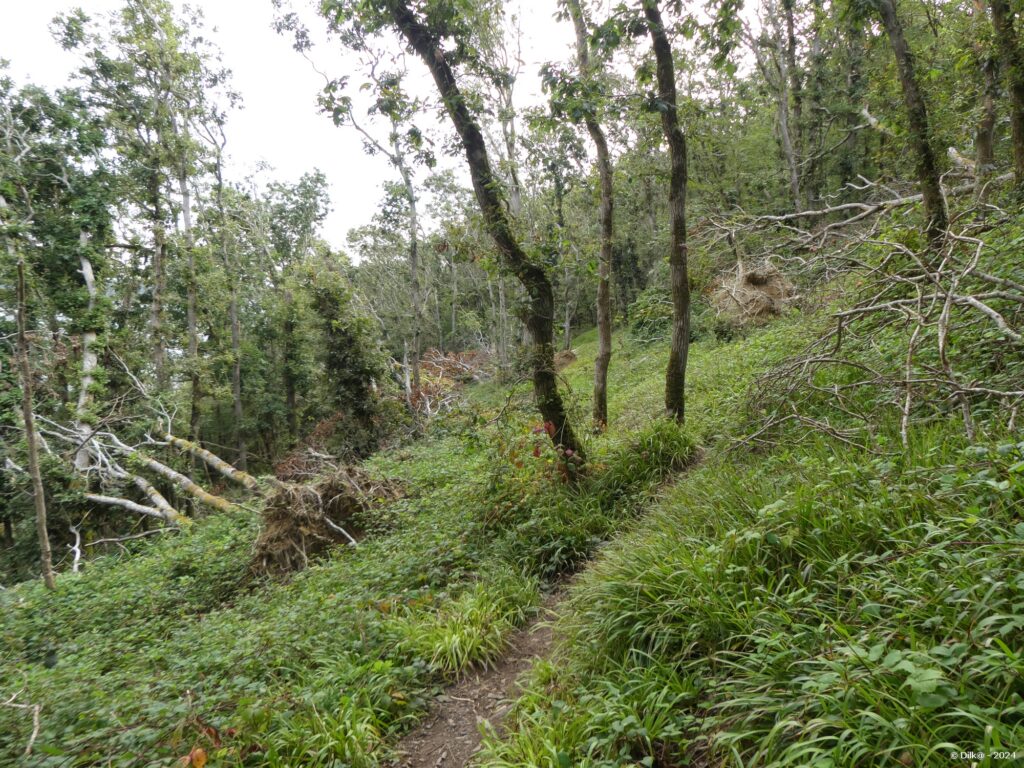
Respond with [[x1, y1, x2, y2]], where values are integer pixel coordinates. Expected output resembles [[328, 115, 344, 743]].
[[0, 317, 805, 767]]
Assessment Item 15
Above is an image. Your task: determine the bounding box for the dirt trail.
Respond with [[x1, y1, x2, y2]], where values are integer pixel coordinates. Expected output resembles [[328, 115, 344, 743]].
[[387, 593, 563, 768]]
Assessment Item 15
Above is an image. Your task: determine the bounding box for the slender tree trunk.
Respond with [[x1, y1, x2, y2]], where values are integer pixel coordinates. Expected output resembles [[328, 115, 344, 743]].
[[990, 0, 1024, 186], [497, 276, 509, 367], [150, 188, 168, 389], [644, 0, 691, 423], [397, 158, 422, 391], [568, 0, 614, 430], [876, 0, 948, 244], [783, 0, 804, 162], [17, 260, 55, 590], [389, 0, 584, 459], [74, 231, 98, 471], [212, 145, 247, 471], [2, 518, 12, 548], [178, 160, 201, 444], [450, 258, 458, 343], [563, 257, 573, 351], [283, 289, 298, 442], [230, 287, 245, 470], [976, 54, 998, 200], [839, 23, 865, 196]]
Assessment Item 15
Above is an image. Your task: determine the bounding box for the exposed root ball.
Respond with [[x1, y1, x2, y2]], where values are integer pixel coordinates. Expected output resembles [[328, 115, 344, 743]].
[[711, 261, 796, 325], [554, 349, 577, 371], [251, 467, 402, 578]]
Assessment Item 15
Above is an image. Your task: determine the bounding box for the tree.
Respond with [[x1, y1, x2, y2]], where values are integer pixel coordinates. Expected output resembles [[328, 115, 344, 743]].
[[318, 0, 586, 459], [643, 0, 691, 423], [989, 0, 1024, 187], [563, 0, 615, 430], [872, 0, 948, 244], [15, 260, 56, 591]]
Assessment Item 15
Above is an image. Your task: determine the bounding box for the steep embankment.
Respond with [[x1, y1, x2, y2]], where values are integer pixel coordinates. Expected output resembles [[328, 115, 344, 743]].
[[0, 320, 805, 767]]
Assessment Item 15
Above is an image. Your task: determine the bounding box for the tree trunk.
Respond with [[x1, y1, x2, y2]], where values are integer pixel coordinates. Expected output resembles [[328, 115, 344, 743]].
[[568, 0, 614, 430], [783, 0, 804, 163], [178, 159, 201, 444], [397, 158, 422, 392], [644, 0, 691, 423], [2, 518, 12, 548], [990, 0, 1024, 186], [162, 432, 277, 492], [150, 181, 168, 389], [497, 276, 509, 367], [876, 0, 948, 245], [388, 0, 585, 459], [213, 146, 247, 471], [283, 289, 298, 442], [17, 260, 55, 590], [230, 287, 246, 470], [74, 232, 98, 471], [976, 53, 998, 200], [450, 258, 458, 344]]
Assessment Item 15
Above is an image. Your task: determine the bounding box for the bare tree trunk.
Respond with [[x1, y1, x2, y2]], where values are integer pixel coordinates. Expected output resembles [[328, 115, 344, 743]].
[[397, 159, 422, 391], [568, 0, 614, 430], [389, 0, 585, 459], [178, 157, 201, 444], [783, 0, 804, 162], [563, 257, 574, 351], [283, 289, 298, 442], [74, 231, 98, 471], [109, 438, 237, 514], [450, 257, 458, 344], [644, 0, 691, 423], [17, 260, 55, 590], [876, 0, 948, 245], [229, 287, 246, 469], [151, 198, 167, 389], [162, 432, 277, 492], [497, 275, 509, 367], [211, 143, 247, 471], [990, 0, 1024, 186], [976, 53, 998, 200]]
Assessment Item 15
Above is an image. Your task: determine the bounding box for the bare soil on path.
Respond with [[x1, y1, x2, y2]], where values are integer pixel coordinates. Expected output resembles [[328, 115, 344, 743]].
[[387, 593, 564, 767]]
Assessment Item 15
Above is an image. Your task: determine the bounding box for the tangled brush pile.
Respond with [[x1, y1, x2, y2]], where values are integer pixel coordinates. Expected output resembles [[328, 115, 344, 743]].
[[251, 466, 403, 578]]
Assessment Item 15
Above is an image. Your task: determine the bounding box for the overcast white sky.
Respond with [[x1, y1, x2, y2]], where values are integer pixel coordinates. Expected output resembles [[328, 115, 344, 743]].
[[0, 0, 578, 249]]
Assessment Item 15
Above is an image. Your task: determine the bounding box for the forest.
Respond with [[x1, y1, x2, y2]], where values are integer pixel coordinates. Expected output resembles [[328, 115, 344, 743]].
[[1, 0, 1023, 764]]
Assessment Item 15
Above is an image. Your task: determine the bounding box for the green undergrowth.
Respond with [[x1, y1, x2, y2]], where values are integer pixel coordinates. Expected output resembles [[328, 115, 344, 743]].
[[0, 320, 803, 767], [479, 427, 1024, 767]]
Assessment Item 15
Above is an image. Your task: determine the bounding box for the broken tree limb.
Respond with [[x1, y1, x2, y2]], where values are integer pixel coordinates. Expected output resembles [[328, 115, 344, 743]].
[[757, 173, 1013, 225], [84, 494, 175, 521], [126, 474, 181, 522], [105, 434, 238, 514], [159, 432, 281, 492]]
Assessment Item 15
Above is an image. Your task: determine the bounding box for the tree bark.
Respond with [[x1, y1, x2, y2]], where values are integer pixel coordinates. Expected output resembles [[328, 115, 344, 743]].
[[109, 439, 237, 514], [388, 0, 585, 459], [644, 0, 691, 423], [568, 0, 614, 430], [150, 180, 168, 389], [976, 53, 998, 200], [161, 432, 277, 492], [17, 260, 56, 590], [876, 0, 948, 245], [177, 148, 201, 444], [74, 231, 98, 472], [396, 155, 422, 392], [990, 0, 1024, 186]]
